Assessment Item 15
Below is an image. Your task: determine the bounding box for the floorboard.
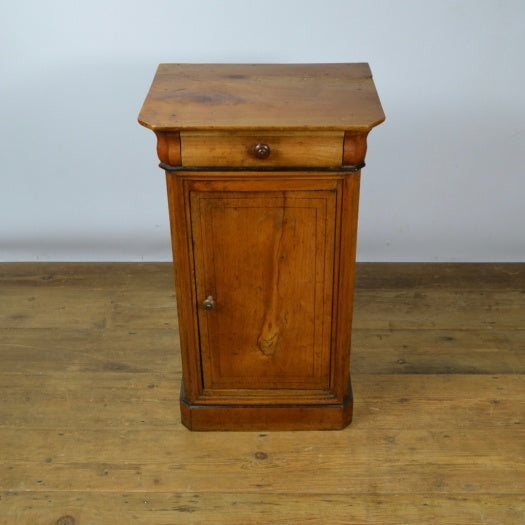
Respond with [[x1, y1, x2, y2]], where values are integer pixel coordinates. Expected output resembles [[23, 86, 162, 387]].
[[1, 263, 524, 524]]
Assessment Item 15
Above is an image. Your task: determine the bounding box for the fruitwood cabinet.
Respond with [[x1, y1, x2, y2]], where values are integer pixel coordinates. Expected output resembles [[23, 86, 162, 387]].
[[139, 63, 384, 430]]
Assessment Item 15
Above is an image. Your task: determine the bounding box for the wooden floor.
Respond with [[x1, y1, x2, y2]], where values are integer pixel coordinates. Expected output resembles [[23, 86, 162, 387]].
[[1, 263, 524, 524]]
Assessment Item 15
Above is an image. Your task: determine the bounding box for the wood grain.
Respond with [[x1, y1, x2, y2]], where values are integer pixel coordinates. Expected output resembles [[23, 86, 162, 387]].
[[2, 493, 522, 525], [1, 263, 524, 523], [190, 187, 335, 392], [180, 130, 344, 167], [343, 130, 369, 165], [138, 63, 385, 132], [140, 63, 385, 429], [165, 174, 356, 429], [154, 130, 181, 166]]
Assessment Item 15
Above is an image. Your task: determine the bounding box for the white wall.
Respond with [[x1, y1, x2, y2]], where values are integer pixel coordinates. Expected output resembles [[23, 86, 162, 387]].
[[1, 0, 524, 261]]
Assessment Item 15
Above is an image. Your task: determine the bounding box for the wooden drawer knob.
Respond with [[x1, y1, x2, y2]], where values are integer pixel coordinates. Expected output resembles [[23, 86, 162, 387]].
[[253, 143, 271, 159]]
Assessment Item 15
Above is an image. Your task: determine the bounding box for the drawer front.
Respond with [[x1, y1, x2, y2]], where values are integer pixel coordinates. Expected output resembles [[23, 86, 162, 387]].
[[180, 131, 343, 167]]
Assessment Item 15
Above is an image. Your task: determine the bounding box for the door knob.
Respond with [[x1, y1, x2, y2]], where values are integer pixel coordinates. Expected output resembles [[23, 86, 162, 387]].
[[203, 295, 215, 310]]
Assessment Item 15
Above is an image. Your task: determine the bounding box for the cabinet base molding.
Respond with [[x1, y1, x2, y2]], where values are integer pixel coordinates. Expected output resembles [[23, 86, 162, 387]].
[[180, 389, 353, 431]]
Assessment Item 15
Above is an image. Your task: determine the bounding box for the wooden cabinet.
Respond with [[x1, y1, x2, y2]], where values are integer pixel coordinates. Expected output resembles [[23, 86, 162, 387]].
[[139, 64, 384, 430]]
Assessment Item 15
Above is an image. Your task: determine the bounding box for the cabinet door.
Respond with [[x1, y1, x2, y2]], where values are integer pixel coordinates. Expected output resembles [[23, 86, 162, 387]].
[[189, 179, 338, 394]]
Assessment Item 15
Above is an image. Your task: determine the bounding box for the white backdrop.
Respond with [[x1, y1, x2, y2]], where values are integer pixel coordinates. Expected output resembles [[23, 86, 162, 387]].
[[1, 0, 524, 261]]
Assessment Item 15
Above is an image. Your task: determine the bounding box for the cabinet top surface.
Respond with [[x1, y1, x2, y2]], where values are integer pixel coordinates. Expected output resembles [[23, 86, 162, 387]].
[[138, 63, 385, 132]]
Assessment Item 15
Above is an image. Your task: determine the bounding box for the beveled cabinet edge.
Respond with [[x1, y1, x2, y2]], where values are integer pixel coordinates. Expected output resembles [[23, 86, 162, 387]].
[[155, 131, 181, 166], [343, 130, 370, 166]]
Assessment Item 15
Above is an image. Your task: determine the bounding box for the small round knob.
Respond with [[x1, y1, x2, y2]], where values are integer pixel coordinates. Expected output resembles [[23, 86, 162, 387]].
[[253, 143, 271, 159], [203, 295, 215, 310]]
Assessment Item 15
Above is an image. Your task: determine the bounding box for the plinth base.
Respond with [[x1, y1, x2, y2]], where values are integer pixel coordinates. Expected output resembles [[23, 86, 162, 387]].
[[180, 391, 353, 431]]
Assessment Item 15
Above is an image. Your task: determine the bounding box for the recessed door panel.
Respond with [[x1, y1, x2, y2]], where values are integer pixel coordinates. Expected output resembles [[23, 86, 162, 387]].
[[190, 184, 337, 391]]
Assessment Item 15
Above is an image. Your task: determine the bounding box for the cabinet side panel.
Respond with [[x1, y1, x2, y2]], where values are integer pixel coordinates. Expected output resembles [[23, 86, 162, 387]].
[[332, 172, 361, 401], [165, 174, 202, 401]]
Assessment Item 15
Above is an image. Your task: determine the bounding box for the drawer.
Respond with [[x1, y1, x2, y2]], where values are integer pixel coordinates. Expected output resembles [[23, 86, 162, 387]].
[[180, 131, 344, 168]]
